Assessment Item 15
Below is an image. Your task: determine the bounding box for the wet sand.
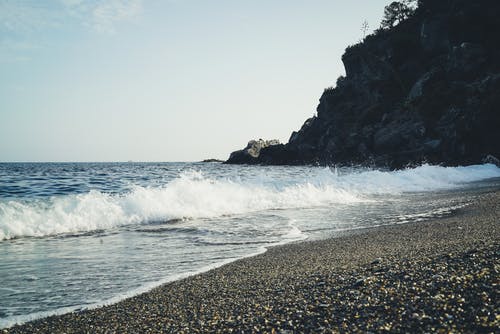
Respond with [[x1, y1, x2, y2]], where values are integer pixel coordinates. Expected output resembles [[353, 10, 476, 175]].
[[6, 191, 499, 333]]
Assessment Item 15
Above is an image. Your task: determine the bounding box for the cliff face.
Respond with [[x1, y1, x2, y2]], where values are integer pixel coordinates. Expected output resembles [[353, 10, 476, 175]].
[[226, 0, 500, 168]]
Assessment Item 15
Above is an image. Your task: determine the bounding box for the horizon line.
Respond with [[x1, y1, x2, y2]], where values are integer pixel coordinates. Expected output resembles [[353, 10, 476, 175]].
[[0, 160, 224, 164]]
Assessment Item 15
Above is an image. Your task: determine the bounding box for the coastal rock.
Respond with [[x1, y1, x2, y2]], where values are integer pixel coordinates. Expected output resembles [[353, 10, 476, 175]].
[[226, 139, 280, 164], [226, 0, 500, 168], [420, 17, 450, 53], [482, 155, 500, 167], [202, 159, 224, 163]]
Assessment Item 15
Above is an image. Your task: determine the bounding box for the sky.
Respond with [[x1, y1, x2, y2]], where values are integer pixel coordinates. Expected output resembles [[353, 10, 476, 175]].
[[0, 0, 392, 162]]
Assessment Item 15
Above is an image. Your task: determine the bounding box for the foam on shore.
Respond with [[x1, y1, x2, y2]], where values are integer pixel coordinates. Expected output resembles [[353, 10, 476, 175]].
[[1, 164, 499, 240]]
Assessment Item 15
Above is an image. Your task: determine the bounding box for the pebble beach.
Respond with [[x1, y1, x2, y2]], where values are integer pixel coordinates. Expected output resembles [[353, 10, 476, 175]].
[[6, 190, 499, 333]]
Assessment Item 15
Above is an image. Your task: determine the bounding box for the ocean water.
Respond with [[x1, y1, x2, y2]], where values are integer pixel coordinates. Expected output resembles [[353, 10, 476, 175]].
[[0, 162, 499, 328]]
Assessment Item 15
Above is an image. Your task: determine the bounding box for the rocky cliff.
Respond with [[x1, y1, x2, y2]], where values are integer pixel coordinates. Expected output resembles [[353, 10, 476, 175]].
[[226, 0, 500, 168]]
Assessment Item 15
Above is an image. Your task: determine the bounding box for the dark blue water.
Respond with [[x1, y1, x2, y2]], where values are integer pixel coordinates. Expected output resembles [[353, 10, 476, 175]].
[[0, 162, 197, 199]]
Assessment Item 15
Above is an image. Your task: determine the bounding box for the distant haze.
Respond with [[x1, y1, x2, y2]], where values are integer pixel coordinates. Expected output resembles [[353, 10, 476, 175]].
[[1, 0, 391, 162]]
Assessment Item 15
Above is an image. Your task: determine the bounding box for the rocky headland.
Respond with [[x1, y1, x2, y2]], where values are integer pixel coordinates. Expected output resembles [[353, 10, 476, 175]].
[[226, 0, 500, 169]]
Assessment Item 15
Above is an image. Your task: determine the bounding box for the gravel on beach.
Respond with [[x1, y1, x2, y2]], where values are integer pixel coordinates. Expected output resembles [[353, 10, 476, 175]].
[[6, 191, 499, 333]]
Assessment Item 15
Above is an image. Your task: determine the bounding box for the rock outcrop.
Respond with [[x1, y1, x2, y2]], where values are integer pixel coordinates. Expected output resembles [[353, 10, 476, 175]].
[[226, 0, 500, 169], [226, 139, 281, 164], [202, 159, 224, 163]]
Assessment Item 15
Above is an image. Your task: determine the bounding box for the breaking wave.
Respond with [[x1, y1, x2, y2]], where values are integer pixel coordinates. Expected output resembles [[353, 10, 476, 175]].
[[1, 163, 498, 240]]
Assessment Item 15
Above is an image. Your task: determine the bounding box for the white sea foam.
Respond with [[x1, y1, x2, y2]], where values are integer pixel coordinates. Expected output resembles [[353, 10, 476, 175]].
[[0, 164, 498, 241]]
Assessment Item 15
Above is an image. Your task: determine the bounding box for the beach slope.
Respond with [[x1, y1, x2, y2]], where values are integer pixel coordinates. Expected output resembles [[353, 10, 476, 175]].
[[7, 191, 499, 333]]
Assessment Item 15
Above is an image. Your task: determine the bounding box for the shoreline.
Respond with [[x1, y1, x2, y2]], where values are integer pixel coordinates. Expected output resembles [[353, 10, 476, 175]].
[[6, 190, 499, 333]]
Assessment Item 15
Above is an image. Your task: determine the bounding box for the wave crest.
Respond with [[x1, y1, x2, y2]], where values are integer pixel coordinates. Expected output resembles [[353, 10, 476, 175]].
[[1, 164, 498, 240]]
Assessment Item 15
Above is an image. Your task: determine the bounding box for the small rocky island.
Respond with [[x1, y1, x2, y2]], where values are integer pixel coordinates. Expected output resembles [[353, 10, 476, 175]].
[[226, 0, 500, 169]]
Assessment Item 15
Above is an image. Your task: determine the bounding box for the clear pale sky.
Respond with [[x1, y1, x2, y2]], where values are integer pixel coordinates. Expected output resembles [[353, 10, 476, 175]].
[[1, 0, 392, 162]]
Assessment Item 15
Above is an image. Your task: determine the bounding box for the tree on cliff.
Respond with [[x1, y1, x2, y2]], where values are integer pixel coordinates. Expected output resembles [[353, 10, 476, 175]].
[[361, 20, 369, 38], [380, 0, 417, 29]]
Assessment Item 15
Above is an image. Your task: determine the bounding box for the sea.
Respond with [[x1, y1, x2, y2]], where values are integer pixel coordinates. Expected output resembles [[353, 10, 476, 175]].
[[1, 162, 499, 328]]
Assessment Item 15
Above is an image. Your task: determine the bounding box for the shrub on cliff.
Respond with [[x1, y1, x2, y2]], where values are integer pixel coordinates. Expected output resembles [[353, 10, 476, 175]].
[[381, 0, 417, 29]]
